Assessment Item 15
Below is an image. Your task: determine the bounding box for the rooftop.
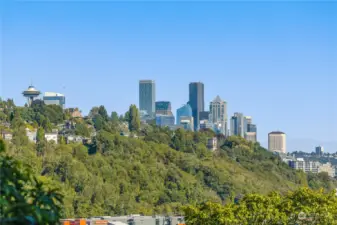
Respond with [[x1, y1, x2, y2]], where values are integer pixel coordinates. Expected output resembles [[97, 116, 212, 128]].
[[139, 80, 155, 83], [212, 95, 224, 103], [44, 92, 65, 97], [269, 131, 285, 135], [22, 85, 41, 95]]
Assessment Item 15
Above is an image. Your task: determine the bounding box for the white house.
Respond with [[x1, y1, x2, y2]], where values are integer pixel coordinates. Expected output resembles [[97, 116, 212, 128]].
[[1, 130, 13, 141], [26, 128, 37, 143], [45, 133, 58, 144]]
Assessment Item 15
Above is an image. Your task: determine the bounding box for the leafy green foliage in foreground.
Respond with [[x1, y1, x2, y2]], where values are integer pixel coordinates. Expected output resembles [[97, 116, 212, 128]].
[[183, 188, 337, 225], [0, 139, 63, 225]]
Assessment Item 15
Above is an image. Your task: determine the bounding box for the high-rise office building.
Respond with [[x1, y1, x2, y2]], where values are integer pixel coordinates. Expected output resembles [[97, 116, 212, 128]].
[[244, 132, 257, 143], [247, 124, 257, 132], [244, 116, 252, 133], [230, 112, 244, 137], [315, 146, 324, 156], [43, 92, 66, 108], [243, 116, 257, 142], [268, 131, 286, 153], [176, 104, 192, 125], [189, 82, 204, 131], [199, 111, 210, 121], [155, 101, 172, 116], [209, 95, 227, 135], [156, 115, 175, 127], [139, 80, 156, 117], [199, 120, 214, 130]]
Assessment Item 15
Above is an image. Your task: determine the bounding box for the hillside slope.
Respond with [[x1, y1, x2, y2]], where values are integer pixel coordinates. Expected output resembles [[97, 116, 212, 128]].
[[6, 129, 336, 218], [1, 100, 335, 218]]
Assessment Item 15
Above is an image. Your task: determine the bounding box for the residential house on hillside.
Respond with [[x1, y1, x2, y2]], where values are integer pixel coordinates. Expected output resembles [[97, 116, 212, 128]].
[[26, 128, 37, 143], [66, 135, 83, 144], [45, 133, 58, 144], [0, 122, 11, 128], [1, 130, 12, 141], [68, 108, 83, 118]]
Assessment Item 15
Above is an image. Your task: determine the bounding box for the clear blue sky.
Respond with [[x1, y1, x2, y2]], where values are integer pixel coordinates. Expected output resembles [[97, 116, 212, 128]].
[[1, 1, 337, 147]]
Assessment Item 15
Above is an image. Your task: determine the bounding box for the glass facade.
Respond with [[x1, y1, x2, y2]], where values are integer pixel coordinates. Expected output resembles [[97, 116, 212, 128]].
[[43, 95, 66, 108], [155, 101, 172, 115], [176, 104, 192, 125], [156, 115, 175, 127], [230, 113, 244, 137], [189, 82, 204, 131], [247, 124, 257, 132], [139, 80, 156, 117]]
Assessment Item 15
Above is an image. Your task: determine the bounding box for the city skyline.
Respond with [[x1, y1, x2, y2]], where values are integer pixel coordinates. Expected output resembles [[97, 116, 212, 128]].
[[2, 1, 336, 150]]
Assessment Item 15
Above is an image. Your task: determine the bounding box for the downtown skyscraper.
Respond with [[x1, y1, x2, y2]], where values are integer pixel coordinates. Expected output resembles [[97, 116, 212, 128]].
[[139, 80, 156, 117], [209, 95, 228, 136], [230, 112, 244, 137], [189, 82, 204, 131]]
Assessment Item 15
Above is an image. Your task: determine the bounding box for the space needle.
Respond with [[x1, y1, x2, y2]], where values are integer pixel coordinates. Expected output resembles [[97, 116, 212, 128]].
[[22, 85, 41, 106]]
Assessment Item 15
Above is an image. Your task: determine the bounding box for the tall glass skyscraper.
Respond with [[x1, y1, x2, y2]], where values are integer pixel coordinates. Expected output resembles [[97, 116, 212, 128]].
[[139, 80, 156, 117], [176, 104, 192, 125], [230, 112, 244, 137], [189, 82, 204, 131]]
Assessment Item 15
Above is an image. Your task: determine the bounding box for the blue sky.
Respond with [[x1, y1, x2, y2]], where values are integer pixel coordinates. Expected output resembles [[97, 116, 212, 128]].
[[1, 1, 337, 150]]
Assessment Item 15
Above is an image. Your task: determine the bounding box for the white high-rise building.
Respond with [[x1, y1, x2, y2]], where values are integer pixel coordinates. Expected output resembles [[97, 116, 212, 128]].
[[268, 131, 286, 153], [209, 95, 228, 135]]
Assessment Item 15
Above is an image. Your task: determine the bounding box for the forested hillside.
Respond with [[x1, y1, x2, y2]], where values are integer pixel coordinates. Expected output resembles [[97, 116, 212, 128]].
[[1, 99, 336, 218]]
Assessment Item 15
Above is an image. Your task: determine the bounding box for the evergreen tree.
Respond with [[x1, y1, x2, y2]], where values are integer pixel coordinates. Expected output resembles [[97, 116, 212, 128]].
[[36, 127, 45, 142], [110, 111, 119, 122], [98, 105, 109, 121], [36, 127, 46, 156], [11, 111, 28, 146], [93, 114, 104, 131], [127, 104, 140, 132]]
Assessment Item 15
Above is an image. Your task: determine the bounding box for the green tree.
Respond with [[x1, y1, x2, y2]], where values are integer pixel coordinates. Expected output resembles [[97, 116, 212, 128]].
[[127, 105, 140, 132], [93, 114, 104, 131], [36, 127, 46, 156], [11, 111, 29, 146], [183, 188, 337, 225], [110, 111, 119, 122], [171, 128, 186, 151], [98, 105, 109, 121], [0, 139, 63, 224], [75, 123, 90, 137], [36, 127, 45, 142]]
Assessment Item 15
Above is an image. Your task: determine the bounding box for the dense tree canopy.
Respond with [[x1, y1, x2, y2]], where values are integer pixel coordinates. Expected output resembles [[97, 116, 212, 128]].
[[127, 104, 140, 132], [183, 188, 337, 225], [1, 98, 336, 220], [0, 139, 63, 224]]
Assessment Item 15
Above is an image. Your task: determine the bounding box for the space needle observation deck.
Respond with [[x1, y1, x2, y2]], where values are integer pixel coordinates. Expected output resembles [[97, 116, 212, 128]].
[[22, 85, 41, 106]]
